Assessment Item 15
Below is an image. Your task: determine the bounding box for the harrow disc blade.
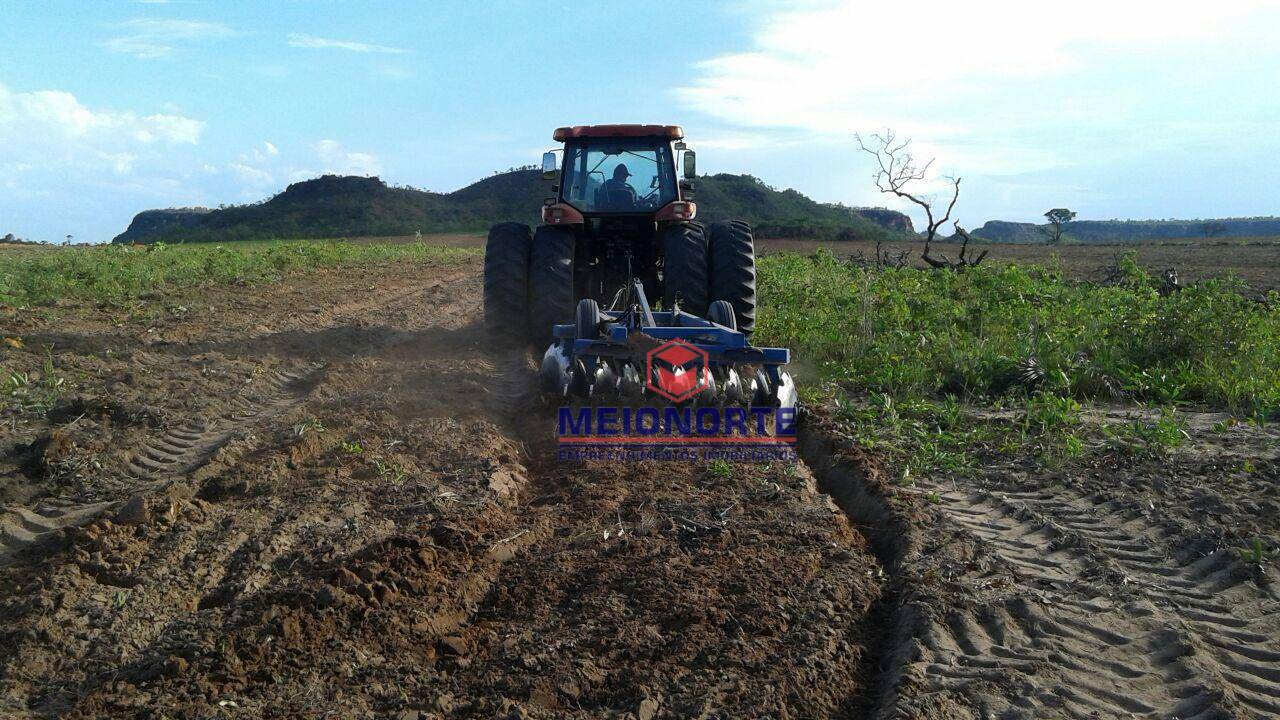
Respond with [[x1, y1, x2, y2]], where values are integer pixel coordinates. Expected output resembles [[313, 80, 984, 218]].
[[594, 363, 618, 397], [540, 345, 570, 396], [569, 358, 593, 398], [618, 363, 644, 400], [695, 367, 718, 405], [722, 368, 746, 405], [774, 371, 798, 411], [751, 368, 773, 407]]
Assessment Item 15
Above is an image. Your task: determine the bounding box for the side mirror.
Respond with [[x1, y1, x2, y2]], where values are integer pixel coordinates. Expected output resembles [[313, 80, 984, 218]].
[[682, 150, 697, 179], [541, 151, 558, 180]]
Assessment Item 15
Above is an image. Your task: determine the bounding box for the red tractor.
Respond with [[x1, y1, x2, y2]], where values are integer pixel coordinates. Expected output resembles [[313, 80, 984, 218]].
[[483, 124, 756, 349]]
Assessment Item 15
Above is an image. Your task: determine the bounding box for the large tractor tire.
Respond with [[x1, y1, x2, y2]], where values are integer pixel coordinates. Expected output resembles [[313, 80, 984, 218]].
[[483, 222, 533, 347], [529, 224, 577, 348], [708, 220, 756, 335], [661, 222, 709, 318]]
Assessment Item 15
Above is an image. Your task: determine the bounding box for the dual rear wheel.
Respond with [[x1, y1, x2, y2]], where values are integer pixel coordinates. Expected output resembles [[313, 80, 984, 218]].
[[482, 219, 756, 345]]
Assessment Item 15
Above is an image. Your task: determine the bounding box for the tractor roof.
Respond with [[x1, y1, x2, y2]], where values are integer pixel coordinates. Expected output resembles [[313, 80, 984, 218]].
[[553, 125, 684, 142]]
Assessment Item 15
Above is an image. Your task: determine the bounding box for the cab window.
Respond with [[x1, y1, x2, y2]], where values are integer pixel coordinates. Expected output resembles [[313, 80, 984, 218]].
[[560, 138, 676, 213]]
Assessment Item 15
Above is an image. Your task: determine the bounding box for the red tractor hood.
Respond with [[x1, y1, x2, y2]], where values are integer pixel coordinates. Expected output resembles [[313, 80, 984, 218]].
[[553, 125, 684, 141]]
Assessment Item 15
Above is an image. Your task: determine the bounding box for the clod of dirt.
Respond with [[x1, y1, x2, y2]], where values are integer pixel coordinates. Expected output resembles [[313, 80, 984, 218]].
[[334, 567, 361, 589], [638, 695, 661, 720], [439, 635, 470, 656], [313, 586, 342, 608], [112, 495, 148, 525]]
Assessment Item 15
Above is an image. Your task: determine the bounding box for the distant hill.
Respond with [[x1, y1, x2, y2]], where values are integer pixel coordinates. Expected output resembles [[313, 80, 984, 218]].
[[112, 170, 913, 244], [971, 217, 1280, 244]]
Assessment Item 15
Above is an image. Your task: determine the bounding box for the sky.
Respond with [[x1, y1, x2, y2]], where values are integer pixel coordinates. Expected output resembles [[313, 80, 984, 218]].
[[2, 0, 1279, 242]]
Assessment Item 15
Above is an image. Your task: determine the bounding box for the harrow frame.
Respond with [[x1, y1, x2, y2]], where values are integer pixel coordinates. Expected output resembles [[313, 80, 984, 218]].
[[539, 279, 796, 408]]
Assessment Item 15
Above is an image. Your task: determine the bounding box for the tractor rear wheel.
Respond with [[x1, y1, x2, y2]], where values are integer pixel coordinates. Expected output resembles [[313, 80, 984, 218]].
[[483, 222, 533, 347], [529, 225, 576, 348], [708, 220, 756, 335], [661, 222, 709, 317]]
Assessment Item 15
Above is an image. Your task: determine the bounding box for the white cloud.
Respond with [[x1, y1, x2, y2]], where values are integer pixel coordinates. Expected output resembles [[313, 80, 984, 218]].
[[0, 84, 204, 150], [227, 161, 274, 187], [103, 18, 238, 58], [312, 139, 382, 176], [678, 0, 1280, 226], [287, 32, 409, 55], [0, 84, 211, 240], [680, 1, 1272, 136], [214, 139, 382, 201]]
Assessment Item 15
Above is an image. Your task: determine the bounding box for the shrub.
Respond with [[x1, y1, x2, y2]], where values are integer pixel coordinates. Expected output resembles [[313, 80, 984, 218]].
[[757, 250, 1280, 415]]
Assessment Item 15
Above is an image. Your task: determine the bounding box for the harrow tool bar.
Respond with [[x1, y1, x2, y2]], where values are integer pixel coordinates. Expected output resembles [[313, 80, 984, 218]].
[[539, 279, 797, 410]]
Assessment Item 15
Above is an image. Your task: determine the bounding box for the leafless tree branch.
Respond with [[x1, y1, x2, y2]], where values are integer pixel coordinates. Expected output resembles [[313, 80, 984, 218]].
[[856, 130, 964, 269]]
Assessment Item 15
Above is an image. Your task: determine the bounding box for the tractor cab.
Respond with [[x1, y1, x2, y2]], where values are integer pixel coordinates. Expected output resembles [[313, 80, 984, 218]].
[[541, 125, 696, 225]]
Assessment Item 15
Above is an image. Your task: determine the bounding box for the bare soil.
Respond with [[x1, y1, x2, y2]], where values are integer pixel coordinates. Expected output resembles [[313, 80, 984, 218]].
[[0, 258, 882, 718], [2, 254, 1277, 719], [802, 406, 1280, 719]]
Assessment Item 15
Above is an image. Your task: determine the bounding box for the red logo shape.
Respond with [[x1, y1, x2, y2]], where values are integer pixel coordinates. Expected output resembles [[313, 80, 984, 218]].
[[646, 339, 710, 402]]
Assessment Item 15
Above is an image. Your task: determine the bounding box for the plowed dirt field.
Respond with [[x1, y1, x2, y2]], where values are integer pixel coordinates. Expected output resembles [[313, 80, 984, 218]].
[[2, 253, 1277, 719]]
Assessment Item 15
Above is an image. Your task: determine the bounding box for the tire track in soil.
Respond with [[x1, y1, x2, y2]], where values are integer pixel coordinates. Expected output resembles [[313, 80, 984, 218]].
[[0, 364, 324, 564], [0, 500, 117, 560], [1, 270, 479, 564], [794, 416, 1280, 720], [126, 363, 325, 479], [906, 481, 1280, 719]]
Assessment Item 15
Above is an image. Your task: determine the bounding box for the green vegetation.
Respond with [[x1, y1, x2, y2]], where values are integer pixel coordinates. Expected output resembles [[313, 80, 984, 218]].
[[707, 459, 734, 478], [0, 240, 476, 307], [112, 171, 912, 245], [759, 249, 1280, 415], [3, 346, 66, 417], [293, 417, 327, 437], [1239, 538, 1274, 566], [758, 249, 1279, 473]]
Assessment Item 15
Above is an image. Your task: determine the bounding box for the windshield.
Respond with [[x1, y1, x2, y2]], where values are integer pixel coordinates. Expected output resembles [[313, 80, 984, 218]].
[[560, 138, 677, 213]]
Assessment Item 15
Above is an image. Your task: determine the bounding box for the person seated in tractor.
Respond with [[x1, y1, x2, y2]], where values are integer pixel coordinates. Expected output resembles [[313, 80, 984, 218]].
[[599, 163, 638, 210]]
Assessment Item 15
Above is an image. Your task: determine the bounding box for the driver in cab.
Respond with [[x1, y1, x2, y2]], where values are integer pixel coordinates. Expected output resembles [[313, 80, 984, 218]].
[[600, 163, 638, 210]]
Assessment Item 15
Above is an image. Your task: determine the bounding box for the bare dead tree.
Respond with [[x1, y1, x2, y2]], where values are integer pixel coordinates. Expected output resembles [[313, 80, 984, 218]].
[[856, 130, 961, 268], [873, 239, 910, 268], [912, 223, 989, 270]]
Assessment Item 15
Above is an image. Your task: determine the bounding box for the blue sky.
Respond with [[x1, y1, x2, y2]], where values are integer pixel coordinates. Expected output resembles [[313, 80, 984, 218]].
[[2, 0, 1279, 242]]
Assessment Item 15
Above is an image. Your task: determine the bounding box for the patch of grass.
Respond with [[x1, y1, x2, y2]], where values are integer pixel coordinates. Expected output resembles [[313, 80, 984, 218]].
[[373, 458, 408, 484], [0, 240, 477, 308], [1239, 538, 1274, 566], [3, 346, 67, 416], [707, 459, 733, 478], [758, 249, 1280, 416], [1102, 407, 1190, 456], [292, 417, 326, 437], [830, 392, 997, 474]]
